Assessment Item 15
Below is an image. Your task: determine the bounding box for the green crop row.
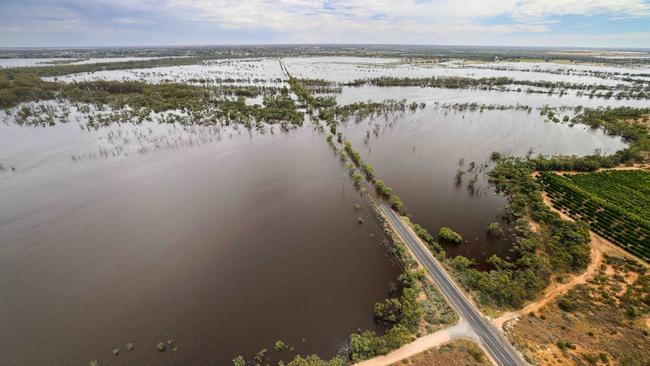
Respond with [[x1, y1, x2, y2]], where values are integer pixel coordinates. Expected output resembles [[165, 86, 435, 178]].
[[539, 172, 650, 262]]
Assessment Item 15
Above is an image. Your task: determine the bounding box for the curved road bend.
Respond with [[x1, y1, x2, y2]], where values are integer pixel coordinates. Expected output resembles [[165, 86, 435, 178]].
[[380, 204, 527, 366]]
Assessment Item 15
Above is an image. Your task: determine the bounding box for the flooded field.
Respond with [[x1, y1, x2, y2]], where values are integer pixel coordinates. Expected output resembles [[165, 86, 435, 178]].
[[339, 108, 626, 266], [0, 54, 642, 365], [285, 57, 649, 86], [48, 58, 288, 86], [0, 124, 400, 366], [0, 56, 172, 68], [335, 85, 650, 109]]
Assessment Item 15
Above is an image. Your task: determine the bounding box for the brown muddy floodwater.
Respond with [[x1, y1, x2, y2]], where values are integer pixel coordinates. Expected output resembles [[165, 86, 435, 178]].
[[0, 125, 400, 366], [342, 106, 627, 267]]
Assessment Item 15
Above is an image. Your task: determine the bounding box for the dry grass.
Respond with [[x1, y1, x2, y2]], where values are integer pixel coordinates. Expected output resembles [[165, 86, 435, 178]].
[[389, 340, 490, 366], [505, 253, 650, 366]]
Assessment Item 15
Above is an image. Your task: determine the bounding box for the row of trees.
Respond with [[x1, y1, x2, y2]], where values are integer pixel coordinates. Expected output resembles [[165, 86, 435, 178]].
[[285, 78, 458, 364], [345, 76, 650, 100]]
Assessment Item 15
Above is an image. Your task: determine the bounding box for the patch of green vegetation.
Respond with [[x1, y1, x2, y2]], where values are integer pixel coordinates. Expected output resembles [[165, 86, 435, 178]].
[[274, 340, 287, 352], [443, 158, 592, 310], [285, 355, 347, 366], [487, 222, 504, 237], [539, 171, 650, 261], [438, 227, 463, 244], [288, 76, 337, 110], [333, 99, 421, 121], [348, 76, 650, 100], [568, 170, 650, 218], [3, 77, 304, 127]]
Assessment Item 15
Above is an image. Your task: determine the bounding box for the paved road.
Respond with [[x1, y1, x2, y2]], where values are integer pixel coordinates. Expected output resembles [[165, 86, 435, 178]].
[[380, 204, 527, 366]]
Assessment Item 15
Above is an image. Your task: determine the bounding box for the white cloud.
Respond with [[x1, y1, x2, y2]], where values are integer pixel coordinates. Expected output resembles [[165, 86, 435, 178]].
[[160, 0, 649, 41], [514, 0, 650, 19], [2, 0, 649, 47]]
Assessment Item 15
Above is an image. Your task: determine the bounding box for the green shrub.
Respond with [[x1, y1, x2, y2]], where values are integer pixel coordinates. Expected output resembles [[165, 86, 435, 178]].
[[438, 227, 463, 244]]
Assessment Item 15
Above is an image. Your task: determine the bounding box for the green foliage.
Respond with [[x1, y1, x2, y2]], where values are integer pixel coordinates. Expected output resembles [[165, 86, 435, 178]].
[[333, 99, 410, 120], [2, 76, 305, 127], [274, 340, 287, 352], [442, 158, 593, 309], [373, 274, 424, 331], [487, 222, 504, 237], [568, 170, 650, 219], [539, 172, 650, 261], [412, 223, 434, 244], [558, 297, 576, 312], [374, 179, 393, 198], [361, 162, 375, 180], [253, 348, 268, 364], [349, 331, 387, 362], [389, 195, 405, 214], [350, 76, 650, 100], [288, 77, 336, 109], [286, 355, 347, 366], [383, 324, 414, 350], [451, 255, 473, 270], [351, 172, 362, 188], [438, 227, 463, 244], [343, 141, 362, 166], [232, 355, 246, 366], [356, 76, 513, 89]]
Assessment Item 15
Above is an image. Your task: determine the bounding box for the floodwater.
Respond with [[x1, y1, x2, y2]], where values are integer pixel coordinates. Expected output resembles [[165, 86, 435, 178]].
[[49, 56, 650, 88], [340, 107, 627, 266], [0, 55, 641, 365], [48, 58, 288, 87], [0, 57, 171, 68], [335, 85, 650, 109], [0, 123, 400, 366], [283, 57, 641, 86]]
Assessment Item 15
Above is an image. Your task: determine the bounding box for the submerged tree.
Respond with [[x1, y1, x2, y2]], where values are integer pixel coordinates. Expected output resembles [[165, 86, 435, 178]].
[[438, 227, 463, 244], [455, 169, 465, 185]]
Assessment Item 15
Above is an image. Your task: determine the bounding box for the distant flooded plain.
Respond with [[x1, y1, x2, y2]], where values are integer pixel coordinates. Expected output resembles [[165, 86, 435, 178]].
[[0, 55, 639, 365]]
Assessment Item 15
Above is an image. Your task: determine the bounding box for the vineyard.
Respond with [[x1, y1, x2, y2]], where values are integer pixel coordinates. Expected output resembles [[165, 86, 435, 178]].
[[538, 171, 650, 262], [568, 170, 650, 218]]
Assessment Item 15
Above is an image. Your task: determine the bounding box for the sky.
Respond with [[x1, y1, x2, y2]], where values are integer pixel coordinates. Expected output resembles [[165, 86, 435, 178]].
[[1, 0, 650, 48]]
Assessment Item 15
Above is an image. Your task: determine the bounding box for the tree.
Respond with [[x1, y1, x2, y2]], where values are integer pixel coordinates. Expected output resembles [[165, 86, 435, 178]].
[[438, 227, 463, 244], [374, 179, 392, 198], [390, 195, 405, 213], [487, 222, 504, 237], [348, 331, 387, 362], [451, 255, 473, 270], [455, 169, 464, 185], [286, 355, 347, 366], [361, 162, 375, 180], [384, 324, 413, 350], [275, 340, 287, 352]]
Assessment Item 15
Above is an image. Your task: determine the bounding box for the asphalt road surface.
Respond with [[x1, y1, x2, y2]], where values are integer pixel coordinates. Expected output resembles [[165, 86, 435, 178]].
[[380, 204, 527, 366]]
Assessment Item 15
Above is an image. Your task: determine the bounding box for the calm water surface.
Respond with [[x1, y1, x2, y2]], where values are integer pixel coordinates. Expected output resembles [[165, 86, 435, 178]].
[[0, 125, 400, 366], [341, 107, 627, 266], [0, 56, 640, 365]]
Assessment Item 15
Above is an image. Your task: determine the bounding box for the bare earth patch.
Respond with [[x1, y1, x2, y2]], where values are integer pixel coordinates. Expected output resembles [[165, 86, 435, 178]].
[[388, 340, 490, 366]]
